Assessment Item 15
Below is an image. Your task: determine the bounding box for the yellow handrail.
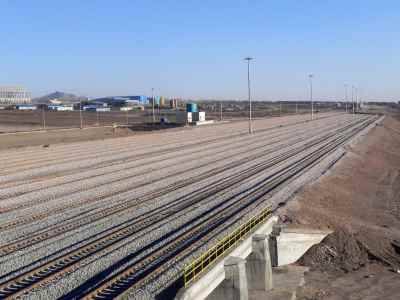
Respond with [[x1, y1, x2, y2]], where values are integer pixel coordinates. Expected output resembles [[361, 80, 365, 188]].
[[183, 206, 272, 286]]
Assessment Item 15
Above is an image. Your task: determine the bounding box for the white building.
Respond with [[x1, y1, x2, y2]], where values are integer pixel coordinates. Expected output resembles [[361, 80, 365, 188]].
[[0, 86, 31, 105]]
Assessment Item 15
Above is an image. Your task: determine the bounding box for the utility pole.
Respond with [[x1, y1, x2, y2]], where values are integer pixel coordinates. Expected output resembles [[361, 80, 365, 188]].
[[355, 87, 358, 114], [351, 85, 355, 116], [295, 101, 298, 114], [345, 84, 348, 113], [244, 57, 254, 134], [151, 88, 155, 124], [220, 102, 222, 121], [309, 74, 314, 120], [42, 105, 46, 130], [96, 108, 99, 126], [79, 100, 83, 129]]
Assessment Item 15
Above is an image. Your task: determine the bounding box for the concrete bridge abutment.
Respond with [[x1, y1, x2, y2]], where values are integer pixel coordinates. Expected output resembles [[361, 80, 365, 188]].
[[175, 215, 331, 300]]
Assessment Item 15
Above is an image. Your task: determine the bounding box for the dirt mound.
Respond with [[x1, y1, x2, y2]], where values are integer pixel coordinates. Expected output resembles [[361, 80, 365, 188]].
[[298, 229, 369, 272], [299, 229, 400, 273], [280, 114, 400, 298]]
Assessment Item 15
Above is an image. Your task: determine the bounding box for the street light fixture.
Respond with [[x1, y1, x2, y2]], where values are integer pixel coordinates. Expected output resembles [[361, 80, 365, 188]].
[[244, 57, 254, 134], [309, 74, 314, 120]]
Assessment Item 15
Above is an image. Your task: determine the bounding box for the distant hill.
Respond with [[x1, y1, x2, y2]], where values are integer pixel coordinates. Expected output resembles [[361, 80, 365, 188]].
[[33, 91, 87, 104]]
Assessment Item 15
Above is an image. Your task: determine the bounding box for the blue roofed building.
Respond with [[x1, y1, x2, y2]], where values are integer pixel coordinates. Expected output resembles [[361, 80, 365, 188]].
[[91, 95, 149, 106]]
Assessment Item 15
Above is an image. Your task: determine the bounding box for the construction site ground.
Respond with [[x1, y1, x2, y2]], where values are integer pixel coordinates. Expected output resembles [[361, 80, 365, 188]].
[[279, 109, 400, 299]]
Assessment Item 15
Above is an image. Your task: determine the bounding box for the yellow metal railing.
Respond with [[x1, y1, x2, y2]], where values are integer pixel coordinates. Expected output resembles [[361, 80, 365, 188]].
[[183, 206, 272, 286]]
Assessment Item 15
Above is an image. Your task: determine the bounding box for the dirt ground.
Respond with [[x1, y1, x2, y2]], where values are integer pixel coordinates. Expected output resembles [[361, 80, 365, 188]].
[[0, 123, 185, 150], [0, 106, 338, 133], [279, 110, 400, 299]]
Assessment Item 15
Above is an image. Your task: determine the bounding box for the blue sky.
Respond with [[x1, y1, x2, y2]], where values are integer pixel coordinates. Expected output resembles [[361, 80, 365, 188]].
[[1, 0, 399, 101]]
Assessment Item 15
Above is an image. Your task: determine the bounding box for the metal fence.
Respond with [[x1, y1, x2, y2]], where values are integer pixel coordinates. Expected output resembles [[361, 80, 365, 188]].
[[183, 206, 272, 287]]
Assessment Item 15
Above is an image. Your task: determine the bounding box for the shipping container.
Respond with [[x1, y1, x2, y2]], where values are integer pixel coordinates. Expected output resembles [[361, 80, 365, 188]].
[[176, 111, 192, 124], [186, 103, 198, 112], [96, 107, 111, 112], [192, 111, 206, 122], [16, 105, 37, 110]]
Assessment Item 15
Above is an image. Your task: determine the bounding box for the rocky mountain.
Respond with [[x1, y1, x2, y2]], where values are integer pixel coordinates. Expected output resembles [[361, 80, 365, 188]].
[[33, 91, 87, 104]]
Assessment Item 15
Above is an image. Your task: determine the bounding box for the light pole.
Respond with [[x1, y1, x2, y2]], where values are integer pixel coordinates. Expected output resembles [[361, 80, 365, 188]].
[[344, 84, 348, 113], [351, 85, 355, 116], [42, 105, 46, 130], [244, 57, 254, 134], [79, 100, 83, 129], [151, 88, 155, 124], [309, 74, 314, 120], [355, 87, 358, 114]]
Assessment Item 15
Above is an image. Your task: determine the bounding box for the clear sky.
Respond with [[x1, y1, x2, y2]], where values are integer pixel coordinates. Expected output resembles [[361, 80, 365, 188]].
[[1, 0, 399, 101]]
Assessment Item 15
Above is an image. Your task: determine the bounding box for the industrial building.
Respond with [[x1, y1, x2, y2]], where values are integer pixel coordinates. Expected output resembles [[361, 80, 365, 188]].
[[0, 86, 31, 105], [91, 95, 149, 107]]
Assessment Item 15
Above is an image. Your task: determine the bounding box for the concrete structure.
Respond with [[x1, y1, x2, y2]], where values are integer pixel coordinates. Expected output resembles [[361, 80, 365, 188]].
[[176, 217, 331, 300], [276, 227, 332, 266], [208, 257, 248, 300], [0, 86, 31, 105], [246, 234, 273, 291], [250, 265, 309, 300], [176, 216, 278, 300]]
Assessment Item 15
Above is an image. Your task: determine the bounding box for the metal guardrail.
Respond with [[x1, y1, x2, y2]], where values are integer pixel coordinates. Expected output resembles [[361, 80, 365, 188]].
[[183, 206, 272, 286]]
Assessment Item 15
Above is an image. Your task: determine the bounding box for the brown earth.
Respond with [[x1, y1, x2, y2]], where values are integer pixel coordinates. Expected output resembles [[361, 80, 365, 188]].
[[279, 112, 400, 299], [0, 123, 185, 150]]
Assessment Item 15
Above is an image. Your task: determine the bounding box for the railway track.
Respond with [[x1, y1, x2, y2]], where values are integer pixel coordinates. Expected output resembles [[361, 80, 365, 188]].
[[0, 117, 355, 232], [0, 117, 340, 208], [0, 115, 377, 299], [0, 113, 341, 177], [75, 115, 379, 300], [0, 118, 363, 253]]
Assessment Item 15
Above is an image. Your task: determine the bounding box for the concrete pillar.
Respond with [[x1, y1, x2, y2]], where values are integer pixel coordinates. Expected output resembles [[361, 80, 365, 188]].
[[246, 234, 273, 291], [269, 225, 281, 267], [207, 256, 248, 300]]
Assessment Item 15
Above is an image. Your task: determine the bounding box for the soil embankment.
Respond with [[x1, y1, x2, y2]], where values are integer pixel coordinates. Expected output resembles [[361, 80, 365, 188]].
[[280, 113, 400, 299]]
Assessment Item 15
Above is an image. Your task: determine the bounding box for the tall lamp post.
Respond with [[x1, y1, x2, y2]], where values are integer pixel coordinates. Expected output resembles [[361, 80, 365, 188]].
[[351, 85, 355, 116], [355, 87, 358, 114], [79, 100, 83, 129], [344, 84, 348, 113], [244, 57, 254, 134], [151, 88, 155, 124], [42, 105, 46, 130], [309, 74, 314, 120]]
